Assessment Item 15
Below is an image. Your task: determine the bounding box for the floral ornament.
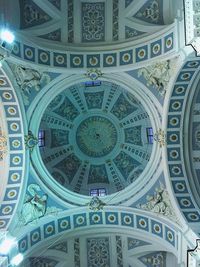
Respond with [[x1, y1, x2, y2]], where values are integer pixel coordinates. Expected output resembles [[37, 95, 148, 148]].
[[0, 128, 7, 160], [88, 196, 106, 211], [85, 69, 103, 80], [25, 131, 38, 152], [154, 128, 166, 147], [87, 238, 109, 267]]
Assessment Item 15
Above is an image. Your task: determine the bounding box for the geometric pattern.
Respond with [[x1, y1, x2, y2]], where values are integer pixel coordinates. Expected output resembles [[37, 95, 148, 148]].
[[39, 29, 61, 42], [134, 0, 164, 25], [11, 28, 175, 69], [125, 26, 145, 39], [29, 258, 58, 267], [50, 242, 68, 253], [116, 236, 123, 267], [0, 70, 25, 230], [125, 0, 134, 8], [48, 0, 61, 10], [17, 209, 178, 255], [40, 81, 152, 195], [167, 59, 200, 232], [19, 0, 52, 29], [87, 237, 109, 267], [139, 251, 166, 267], [128, 238, 151, 250], [82, 3, 105, 42]]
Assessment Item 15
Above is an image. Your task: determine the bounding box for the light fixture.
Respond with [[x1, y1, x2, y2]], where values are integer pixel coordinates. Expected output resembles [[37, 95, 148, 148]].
[[10, 253, 24, 266], [0, 238, 16, 254], [0, 29, 15, 44]]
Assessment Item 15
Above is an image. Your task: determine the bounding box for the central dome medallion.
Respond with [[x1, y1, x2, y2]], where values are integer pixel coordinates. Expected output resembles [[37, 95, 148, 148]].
[[76, 116, 117, 158], [39, 81, 153, 196]]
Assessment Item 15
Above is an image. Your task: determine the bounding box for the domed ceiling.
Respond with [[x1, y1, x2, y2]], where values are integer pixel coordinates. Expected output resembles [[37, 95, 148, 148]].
[[187, 84, 200, 205], [39, 81, 153, 196], [16, 0, 174, 46]]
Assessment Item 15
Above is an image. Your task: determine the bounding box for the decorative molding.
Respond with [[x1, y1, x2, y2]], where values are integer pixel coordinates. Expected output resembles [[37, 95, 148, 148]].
[[11, 24, 176, 70], [0, 70, 25, 230], [166, 59, 200, 230], [18, 208, 178, 255], [113, 0, 119, 41], [116, 236, 123, 267], [68, 0, 74, 43], [74, 238, 80, 267]]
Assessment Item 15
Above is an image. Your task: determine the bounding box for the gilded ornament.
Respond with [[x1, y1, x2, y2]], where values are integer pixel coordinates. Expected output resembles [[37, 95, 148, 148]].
[[88, 196, 106, 211], [0, 132, 7, 160], [24, 131, 38, 152], [153, 128, 166, 147], [85, 69, 103, 80]]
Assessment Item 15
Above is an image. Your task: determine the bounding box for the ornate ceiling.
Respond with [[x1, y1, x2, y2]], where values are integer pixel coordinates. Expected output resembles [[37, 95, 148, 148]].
[[190, 87, 200, 200], [21, 231, 178, 266], [184, 72, 200, 209], [17, 0, 174, 46], [40, 81, 152, 195], [1, 0, 200, 266]]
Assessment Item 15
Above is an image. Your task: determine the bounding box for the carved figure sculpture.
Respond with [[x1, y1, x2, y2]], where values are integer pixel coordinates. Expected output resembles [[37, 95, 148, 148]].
[[14, 65, 50, 105], [138, 60, 171, 96], [137, 183, 177, 221], [14, 65, 42, 93], [21, 184, 48, 225]]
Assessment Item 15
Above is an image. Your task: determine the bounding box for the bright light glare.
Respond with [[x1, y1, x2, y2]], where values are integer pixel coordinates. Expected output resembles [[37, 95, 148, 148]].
[[0, 30, 15, 44], [10, 253, 24, 266], [0, 238, 16, 254]]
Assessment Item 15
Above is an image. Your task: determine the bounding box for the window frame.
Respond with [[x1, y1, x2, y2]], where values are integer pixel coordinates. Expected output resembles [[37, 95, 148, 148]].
[[38, 130, 45, 147], [146, 127, 154, 144], [90, 188, 106, 197]]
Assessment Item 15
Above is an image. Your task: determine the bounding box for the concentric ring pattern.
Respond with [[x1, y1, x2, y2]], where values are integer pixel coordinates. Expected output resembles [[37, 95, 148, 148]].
[[39, 81, 153, 195]]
